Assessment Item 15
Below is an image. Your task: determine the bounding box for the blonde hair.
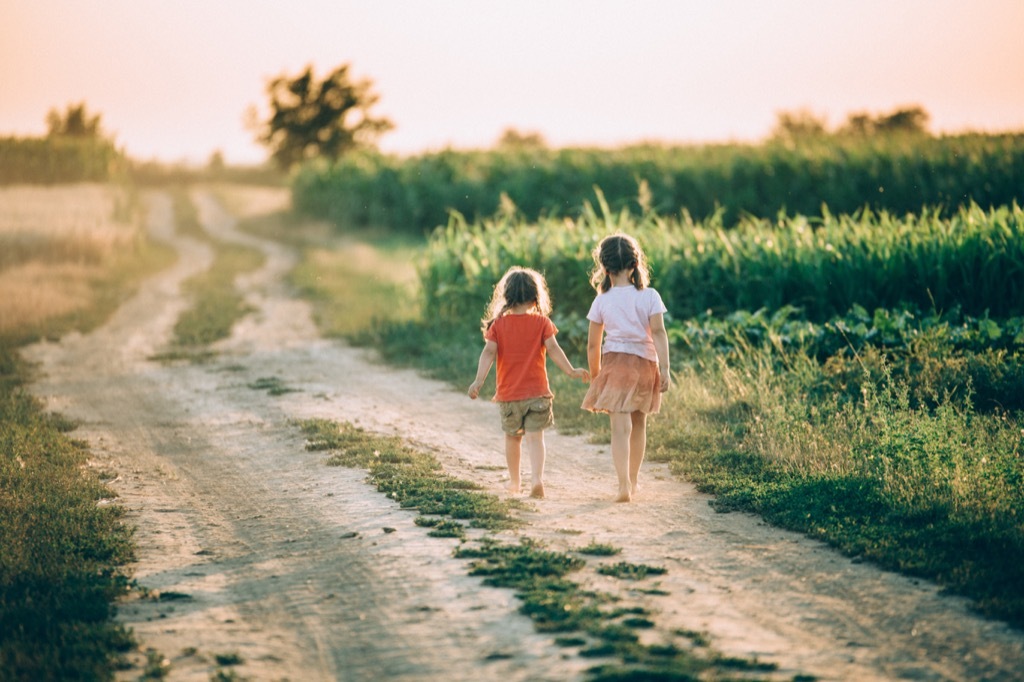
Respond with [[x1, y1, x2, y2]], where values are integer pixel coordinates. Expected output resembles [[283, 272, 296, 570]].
[[589, 233, 650, 293], [481, 266, 552, 332]]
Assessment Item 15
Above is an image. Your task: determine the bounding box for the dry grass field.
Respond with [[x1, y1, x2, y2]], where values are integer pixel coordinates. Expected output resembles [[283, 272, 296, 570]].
[[212, 183, 292, 219], [0, 183, 149, 340]]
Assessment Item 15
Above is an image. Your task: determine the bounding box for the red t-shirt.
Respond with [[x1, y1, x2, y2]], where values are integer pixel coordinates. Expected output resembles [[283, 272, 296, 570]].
[[485, 313, 557, 402]]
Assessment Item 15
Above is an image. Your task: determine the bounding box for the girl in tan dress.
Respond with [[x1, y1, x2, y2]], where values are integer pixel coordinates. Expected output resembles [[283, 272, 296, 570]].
[[580, 234, 671, 502]]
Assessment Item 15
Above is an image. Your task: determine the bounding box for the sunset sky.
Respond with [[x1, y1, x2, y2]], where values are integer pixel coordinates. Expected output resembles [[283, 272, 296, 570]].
[[3, 0, 1023, 165]]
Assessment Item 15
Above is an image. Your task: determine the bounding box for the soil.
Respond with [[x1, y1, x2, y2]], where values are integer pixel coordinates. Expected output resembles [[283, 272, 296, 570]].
[[23, 189, 1024, 681]]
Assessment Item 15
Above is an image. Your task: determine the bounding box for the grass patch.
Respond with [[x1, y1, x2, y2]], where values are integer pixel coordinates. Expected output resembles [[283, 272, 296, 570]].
[[649, 354, 1024, 627], [141, 649, 170, 679], [416, 517, 467, 539], [620, 616, 656, 629], [149, 590, 192, 602], [675, 628, 711, 647], [578, 541, 622, 557], [213, 652, 244, 666], [155, 189, 264, 360], [456, 538, 586, 590], [300, 419, 520, 530], [172, 244, 262, 346], [597, 562, 668, 581], [291, 240, 421, 342], [237, 207, 423, 343], [554, 636, 589, 648], [210, 670, 247, 682], [247, 376, 299, 396], [148, 348, 218, 364], [0, 347, 135, 678]]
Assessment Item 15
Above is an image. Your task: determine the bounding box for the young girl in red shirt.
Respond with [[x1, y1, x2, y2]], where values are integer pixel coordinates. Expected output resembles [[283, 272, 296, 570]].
[[468, 266, 589, 498]]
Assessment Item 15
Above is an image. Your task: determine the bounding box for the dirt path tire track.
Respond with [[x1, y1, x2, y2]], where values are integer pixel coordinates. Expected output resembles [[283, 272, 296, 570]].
[[24, 189, 1024, 681]]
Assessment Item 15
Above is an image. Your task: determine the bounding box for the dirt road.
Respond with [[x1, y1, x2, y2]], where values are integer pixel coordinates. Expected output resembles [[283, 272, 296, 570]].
[[24, 190, 1024, 681]]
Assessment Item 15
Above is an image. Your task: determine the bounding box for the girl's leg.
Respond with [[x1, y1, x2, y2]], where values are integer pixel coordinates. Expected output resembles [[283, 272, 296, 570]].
[[523, 430, 546, 498], [629, 411, 648, 496], [505, 433, 523, 494], [609, 412, 633, 502]]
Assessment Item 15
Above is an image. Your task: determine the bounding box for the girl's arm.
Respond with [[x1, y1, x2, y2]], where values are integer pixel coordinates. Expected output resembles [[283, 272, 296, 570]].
[[650, 312, 671, 391], [468, 340, 497, 399], [586, 321, 604, 379], [544, 335, 590, 382]]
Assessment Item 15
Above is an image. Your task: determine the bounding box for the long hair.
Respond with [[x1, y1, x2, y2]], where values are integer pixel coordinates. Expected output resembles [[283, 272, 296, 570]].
[[589, 233, 650, 293], [481, 266, 552, 332]]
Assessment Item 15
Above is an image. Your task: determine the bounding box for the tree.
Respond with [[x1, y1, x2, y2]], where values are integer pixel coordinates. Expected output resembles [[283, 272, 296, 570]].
[[769, 109, 828, 145], [875, 105, 930, 135], [207, 149, 225, 172], [495, 127, 547, 150], [46, 102, 103, 138], [839, 105, 930, 136], [252, 64, 394, 170]]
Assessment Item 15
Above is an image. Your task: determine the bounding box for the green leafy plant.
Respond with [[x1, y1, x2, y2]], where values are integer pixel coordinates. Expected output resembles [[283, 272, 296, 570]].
[[597, 562, 668, 580], [577, 541, 622, 557]]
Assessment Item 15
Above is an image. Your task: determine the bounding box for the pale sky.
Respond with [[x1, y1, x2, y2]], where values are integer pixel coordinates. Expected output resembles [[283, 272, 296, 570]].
[[3, 0, 1023, 165]]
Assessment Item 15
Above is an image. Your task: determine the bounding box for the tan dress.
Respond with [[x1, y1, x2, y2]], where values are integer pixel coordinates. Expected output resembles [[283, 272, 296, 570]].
[[581, 351, 661, 414]]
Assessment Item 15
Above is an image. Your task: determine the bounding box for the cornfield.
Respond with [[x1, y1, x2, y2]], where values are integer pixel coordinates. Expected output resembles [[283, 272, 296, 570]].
[[292, 133, 1024, 234], [0, 136, 122, 184], [419, 200, 1024, 330]]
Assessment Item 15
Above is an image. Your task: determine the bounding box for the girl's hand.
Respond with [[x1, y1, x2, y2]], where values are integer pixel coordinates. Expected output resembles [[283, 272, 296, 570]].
[[572, 368, 591, 383], [468, 380, 484, 399], [659, 368, 671, 392]]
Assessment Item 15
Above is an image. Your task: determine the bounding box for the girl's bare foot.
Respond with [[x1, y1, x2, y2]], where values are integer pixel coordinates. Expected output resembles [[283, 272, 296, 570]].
[[631, 482, 640, 497], [530, 483, 545, 499], [614, 489, 632, 503], [506, 482, 521, 495]]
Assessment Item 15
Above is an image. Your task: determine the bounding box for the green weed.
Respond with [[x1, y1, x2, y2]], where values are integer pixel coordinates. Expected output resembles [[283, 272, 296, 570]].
[[578, 542, 622, 557], [420, 518, 467, 539], [248, 376, 299, 396], [597, 562, 668, 581], [213, 652, 244, 666], [141, 649, 170, 679]]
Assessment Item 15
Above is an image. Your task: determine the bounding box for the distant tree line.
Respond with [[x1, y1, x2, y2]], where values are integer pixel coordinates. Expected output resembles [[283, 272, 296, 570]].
[[46, 102, 106, 139], [0, 102, 121, 184], [771, 105, 931, 145]]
